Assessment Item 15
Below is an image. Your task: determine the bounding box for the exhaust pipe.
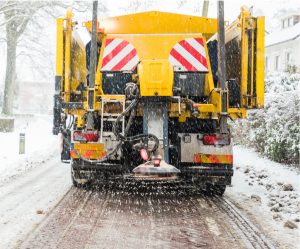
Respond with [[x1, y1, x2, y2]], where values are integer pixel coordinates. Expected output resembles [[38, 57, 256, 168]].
[[202, 0, 209, 17], [217, 0, 228, 134], [87, 0, 98, 130]]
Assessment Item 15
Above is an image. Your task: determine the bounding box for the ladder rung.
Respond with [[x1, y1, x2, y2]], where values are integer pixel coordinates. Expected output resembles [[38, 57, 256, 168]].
[[102, 113, 122, 116], [103, 118, 124, 122], [102, 99, 125, 103], [101, 95, 125, 100], [104, 119, 118, 122], [100, 95, 125, 143]]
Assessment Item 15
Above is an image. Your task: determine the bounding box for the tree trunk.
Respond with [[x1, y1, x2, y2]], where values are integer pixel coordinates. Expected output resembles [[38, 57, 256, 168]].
[[1, 22, 17, 116]]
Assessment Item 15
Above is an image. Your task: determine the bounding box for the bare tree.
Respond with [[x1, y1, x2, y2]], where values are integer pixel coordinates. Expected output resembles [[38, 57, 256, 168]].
[[0, 1, 66, 115], [121, 0, 156, 14], [176, 0, 187, 9], [0, 0, 107, 116]]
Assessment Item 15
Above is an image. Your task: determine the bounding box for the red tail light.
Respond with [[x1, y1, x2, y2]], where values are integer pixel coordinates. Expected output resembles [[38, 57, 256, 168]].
[[203, 134, 230, 146], [73, 131, 99, 142], [203, 134, 218, 145], [140, 149, 149, 161], [153, 158, 161, 167]]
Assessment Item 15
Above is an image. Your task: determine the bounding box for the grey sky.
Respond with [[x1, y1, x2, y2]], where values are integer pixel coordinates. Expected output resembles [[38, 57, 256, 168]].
[[103, 0, 300, 30], [1, 0, 299, 83]]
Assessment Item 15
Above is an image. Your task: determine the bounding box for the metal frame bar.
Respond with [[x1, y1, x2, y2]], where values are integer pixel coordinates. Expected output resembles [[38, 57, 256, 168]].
[[162, 102, 169, 163], [217, 0, 228, 133]]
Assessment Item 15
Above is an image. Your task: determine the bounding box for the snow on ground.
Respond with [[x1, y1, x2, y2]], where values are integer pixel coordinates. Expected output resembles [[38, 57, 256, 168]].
[[0, 114, 71, 249], [227, 145, 300, 249], [0, 115, 59, 185], [0, 152, 71, 249], [1, 115, 299, 248]]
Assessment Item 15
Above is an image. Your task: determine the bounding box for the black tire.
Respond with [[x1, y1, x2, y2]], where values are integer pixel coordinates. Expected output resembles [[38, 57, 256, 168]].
[[204, 183, 226, 196], [214, 185, 226, 196], [71, 161, 90, 188]]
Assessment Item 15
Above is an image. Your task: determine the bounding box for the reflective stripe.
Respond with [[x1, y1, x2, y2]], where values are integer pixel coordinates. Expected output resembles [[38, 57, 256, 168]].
[[169, 37, 208, 72], [101, 40, 128, 67], [193, 154, 233, 164], [101, 38, 139, 71]]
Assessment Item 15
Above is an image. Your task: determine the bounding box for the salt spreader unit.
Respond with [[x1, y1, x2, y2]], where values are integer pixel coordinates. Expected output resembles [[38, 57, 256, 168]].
[[53, 3, 264, 194]]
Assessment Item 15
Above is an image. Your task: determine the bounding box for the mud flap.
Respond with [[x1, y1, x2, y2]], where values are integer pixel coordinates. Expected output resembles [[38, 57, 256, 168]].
[[61, 131, 71, 162]]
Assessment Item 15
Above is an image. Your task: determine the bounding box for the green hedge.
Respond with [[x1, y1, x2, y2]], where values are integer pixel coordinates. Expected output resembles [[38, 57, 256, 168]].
[[231, 73, 299, 165]]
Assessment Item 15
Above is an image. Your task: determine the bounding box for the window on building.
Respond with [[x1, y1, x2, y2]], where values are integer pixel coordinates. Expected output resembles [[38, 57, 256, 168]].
[[265, 56, 269, 72], [285, 52, 292, 71], [275, 55, 280, 71], [286, 52, 291, 64], [282, 18, 294, 29], [282, 17, 295, 28], [294, 15, 300, 25]]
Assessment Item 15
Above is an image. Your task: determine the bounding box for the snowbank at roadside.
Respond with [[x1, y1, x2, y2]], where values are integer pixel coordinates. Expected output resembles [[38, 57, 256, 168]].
[[227, 145, 300, 249], [0, 115, 59, 184], [232, 72, 300, 165]]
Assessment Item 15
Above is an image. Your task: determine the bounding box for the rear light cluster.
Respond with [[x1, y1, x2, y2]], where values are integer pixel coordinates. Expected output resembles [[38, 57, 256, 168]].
[[73, 131, 99, 142], [203, 134, 231, 146], [153, 158, 161, 167], [140, 149, 149, 161]]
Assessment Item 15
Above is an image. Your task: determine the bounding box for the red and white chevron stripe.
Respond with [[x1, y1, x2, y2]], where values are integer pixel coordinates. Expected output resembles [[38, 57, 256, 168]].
[[101, 38, 139, 72], [169, 38, 208, 72]]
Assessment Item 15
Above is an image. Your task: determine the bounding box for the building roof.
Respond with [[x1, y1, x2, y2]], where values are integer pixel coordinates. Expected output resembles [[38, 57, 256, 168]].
[[280, 12, 300, 20], [265, 22, 300, 47]]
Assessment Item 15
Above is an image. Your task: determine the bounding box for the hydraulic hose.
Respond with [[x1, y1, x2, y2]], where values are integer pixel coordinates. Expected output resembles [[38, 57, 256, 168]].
[[124, 108, 135, 136], [65, 83, 159, 164], [61, 128, 122, 164], [112, 88, 159, 153]]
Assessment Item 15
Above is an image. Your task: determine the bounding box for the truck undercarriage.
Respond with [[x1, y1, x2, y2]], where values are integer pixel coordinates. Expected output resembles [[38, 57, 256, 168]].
[[53, 4, 264, 195]]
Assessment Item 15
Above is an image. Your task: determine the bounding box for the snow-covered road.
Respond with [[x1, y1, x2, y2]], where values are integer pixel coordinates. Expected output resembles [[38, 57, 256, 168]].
[[227, 146, 300, 249], [0, 156, 71, 249], [0, 129, 298, 249]]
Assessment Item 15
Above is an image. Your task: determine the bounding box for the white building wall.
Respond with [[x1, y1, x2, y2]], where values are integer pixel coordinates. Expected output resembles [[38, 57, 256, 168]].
[[265, 37, 300, 73]]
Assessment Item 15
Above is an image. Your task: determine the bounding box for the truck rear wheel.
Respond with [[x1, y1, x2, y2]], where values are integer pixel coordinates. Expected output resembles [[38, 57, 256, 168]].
[[71, 160, 91, 188], [205, 183, 226, 196], [71, 168, 90, 188], [214, 185, 226, 196]]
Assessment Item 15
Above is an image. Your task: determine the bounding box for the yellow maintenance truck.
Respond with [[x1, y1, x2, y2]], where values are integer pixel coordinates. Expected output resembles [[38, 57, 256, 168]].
[[53, 2, 264, 194]]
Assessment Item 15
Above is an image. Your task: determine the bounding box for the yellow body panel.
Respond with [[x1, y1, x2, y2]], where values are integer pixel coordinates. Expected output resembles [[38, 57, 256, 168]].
[[256, 16, 265, 108], [71, 143, 106, 159], [228, 108, 246, 118], [193, 104, 215, 113], [194, 154, 233, 164], [240, 8, 251, 108], [138, 59, 173, 96], [100, 11, 217, 40], [56, 18, 64, 78], [56, 8, 264, 128], [64, 9, 72, 103]]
